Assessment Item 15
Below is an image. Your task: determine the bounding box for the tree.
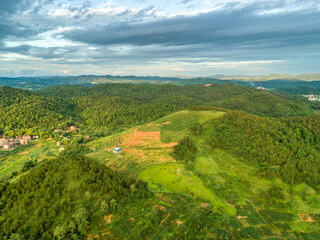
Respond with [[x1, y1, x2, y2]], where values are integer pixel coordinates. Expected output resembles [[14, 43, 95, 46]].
[[72, 208, 89, 235], [110, 199, 118, 212], [130, 184, 137, 194], [9, 234, 24, 240], [100, 201, 109, 215], [21, 161, 35, 173], [54, 226, 67, 240]]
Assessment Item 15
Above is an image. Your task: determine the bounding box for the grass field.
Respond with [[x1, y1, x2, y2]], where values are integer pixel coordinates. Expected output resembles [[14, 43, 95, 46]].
[[138, 162, 236, 215], [0, 139, 59, 180]]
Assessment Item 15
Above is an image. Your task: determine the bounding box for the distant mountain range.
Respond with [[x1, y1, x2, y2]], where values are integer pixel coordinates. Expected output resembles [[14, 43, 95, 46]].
[[210, 73, 320, 82], [1, 74, 320, 94]]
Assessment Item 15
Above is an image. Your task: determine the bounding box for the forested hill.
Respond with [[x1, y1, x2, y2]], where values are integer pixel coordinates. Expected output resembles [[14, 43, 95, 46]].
[[0, 156, 144, 239], [37, 83, 313, 117], [0, 83, 315, 136], [1, 75, 320, 96], [0, 87, 78, 137], [202, 111, 320, 186]]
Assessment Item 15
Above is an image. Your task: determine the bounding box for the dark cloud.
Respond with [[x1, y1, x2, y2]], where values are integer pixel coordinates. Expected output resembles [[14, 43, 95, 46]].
[[0, 44, 31, 55], [0, 0, 53, 14], [1, 0, 320, 76], [30, 46, 79, 60], [0, 20, 42, 41], [0, 0, 26, 14], [61, 2, 320, 54], [0, 0, 53, 41]]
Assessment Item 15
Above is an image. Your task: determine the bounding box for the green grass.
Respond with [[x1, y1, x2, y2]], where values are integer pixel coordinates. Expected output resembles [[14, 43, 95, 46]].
[[86, 149, 117, 164], [156, 110, 225, 143], [138, 163, 235, 215]]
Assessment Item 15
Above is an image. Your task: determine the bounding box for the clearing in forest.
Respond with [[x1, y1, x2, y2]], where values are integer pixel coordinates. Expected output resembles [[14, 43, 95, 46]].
[[86, 122, 178, 178], [86, 110, 224, 178]]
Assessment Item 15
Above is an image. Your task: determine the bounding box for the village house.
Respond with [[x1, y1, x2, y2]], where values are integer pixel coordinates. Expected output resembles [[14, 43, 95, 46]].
[[67, 125, 77, 132], [15, 136, 22, 141], [0, 138, 7, 146], [54, 129, 62, 133], [3, 143, 13, 150], [59, 146, 65, 151], [23, 135, 31, 142], [57, 141, 60, 146], [20, 139, 28, 145], [33, 135, 39, 139], [0, 135, 33, 150]]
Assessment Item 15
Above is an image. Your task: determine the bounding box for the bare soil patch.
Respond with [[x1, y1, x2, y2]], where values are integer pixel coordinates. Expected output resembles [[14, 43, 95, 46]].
[[176, 219, 183, 225], [104, 214, 113, 224], [155, 204, 166, 211], [298, 213, 315, 223], [161, 142, 178, 147], [237, 216, 248, 219], [102, 126, 178, 176], [200, 203, 210, 209]]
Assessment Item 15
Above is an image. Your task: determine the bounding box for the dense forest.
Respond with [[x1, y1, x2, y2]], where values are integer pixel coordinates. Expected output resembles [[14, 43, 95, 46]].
[[37, 83, 314, 117], [202, 111, 320, 186], [0, 155, 139, 239], [0, 87, 78, 137], [0, 83, 315, 136], [0, 155, 231, 240]]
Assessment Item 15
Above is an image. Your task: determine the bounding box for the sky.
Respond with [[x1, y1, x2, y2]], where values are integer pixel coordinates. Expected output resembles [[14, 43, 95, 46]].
[[0, 0, 319, 77]]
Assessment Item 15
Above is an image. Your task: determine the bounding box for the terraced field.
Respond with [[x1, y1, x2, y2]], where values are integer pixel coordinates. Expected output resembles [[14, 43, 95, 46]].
[[87, 110, 320, 239], [86, 110, 223, 178], [0, 139, 59, 180], [86, 122, 178, 178]]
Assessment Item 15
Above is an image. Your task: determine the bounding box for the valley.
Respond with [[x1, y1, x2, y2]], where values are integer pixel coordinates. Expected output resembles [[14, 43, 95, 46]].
[[0, 83, 319, 239], [1, 107, 320, 239]]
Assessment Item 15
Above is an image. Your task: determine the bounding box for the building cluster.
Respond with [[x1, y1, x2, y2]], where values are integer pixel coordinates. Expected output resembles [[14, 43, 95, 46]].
[[256, 86, 268, 90], [0, 135, 38, 150], [54, 126, 85, 152], [54, 125, 78, 134], [302, 94, 320, 101]]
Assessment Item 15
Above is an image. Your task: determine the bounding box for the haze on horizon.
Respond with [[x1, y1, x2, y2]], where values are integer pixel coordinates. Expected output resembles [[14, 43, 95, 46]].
[[0, 0, 319, 77]]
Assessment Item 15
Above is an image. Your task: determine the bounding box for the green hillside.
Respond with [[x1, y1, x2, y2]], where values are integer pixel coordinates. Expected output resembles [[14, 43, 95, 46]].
[[1, 84, 320, 239], [38, 83, 313, 117], [0, 83, 313, 136], [86, 110, 320, 239]]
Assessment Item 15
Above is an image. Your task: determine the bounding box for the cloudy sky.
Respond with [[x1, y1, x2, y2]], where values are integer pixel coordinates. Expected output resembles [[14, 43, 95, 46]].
[[0, 0, 319, 77]]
